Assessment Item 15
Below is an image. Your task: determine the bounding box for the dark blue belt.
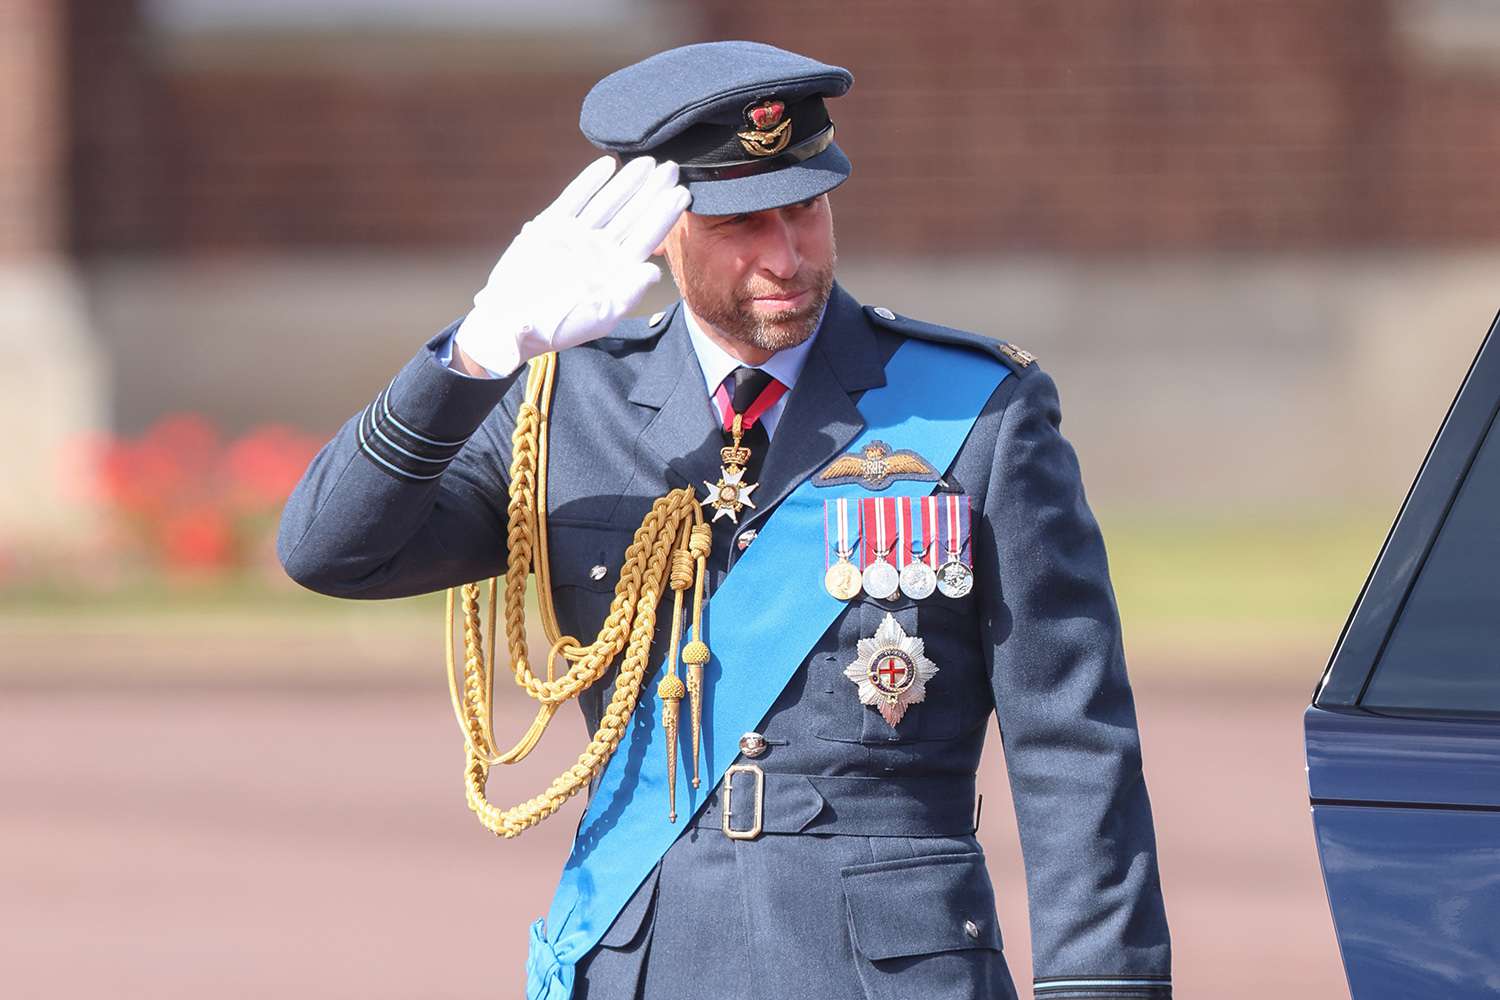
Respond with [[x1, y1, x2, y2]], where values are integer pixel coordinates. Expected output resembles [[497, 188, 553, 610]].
[[688, 768, 980, 839]]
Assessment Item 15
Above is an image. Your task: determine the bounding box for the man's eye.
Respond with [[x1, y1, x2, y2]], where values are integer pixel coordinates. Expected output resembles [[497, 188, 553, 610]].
[[722, 214, 750, 226]]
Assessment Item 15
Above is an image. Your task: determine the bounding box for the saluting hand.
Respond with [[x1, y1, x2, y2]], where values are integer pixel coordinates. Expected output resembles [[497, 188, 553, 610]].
[[453, 156, 691, 377]]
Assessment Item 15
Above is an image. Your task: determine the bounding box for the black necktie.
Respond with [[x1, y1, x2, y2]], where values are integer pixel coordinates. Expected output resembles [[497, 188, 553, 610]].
[[725, 366, 776, 491], [729, 365, 776, 415]]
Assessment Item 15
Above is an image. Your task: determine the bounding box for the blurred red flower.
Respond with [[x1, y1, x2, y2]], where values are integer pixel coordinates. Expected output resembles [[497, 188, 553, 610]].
[[226, 425, 325, 510], [162, 505, 235, 569], [87, 415, 321, 573]]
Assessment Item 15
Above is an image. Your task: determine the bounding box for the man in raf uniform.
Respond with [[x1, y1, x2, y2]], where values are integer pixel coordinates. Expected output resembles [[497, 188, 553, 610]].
[[278, 40, 1171, 1000]]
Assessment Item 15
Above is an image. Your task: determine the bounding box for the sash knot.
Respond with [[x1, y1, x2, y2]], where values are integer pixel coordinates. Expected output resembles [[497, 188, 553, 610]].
[[525, 920, 575, 1000]]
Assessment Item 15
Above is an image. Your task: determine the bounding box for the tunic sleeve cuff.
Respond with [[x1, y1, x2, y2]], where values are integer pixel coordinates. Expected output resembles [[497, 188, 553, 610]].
[[354, 317, 515, 482], [1033, 976, 1172, 999]]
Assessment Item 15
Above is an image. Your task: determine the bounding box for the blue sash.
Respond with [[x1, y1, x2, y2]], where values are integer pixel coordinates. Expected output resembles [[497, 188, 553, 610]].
[[527, 338, 1010, 998]]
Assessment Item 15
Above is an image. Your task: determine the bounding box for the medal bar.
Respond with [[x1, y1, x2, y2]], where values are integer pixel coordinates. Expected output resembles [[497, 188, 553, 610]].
[[936, 493, 974, 599], [824, 497, 863, 600], [860, 496, 900, 599]]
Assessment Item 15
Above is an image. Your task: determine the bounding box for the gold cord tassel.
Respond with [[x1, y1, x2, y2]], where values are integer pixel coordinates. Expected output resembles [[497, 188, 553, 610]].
[[687, 524, 708, 791], [683, 524, 712, 787], [443, 351, 712, 838], [658, 673, 686, 821], [683, 642, 708, 788], [659, 536, 695, 822]]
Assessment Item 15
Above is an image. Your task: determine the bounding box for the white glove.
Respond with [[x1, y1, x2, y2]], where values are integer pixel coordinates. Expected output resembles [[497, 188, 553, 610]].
[[454, 155, 691, 377]]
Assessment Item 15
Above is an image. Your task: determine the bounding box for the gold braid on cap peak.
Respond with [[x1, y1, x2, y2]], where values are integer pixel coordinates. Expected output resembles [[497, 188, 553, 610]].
[[445, 352, 713, 838]]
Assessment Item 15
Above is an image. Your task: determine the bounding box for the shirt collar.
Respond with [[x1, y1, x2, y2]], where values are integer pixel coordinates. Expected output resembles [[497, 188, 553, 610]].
[[682, 301, 823, 397]]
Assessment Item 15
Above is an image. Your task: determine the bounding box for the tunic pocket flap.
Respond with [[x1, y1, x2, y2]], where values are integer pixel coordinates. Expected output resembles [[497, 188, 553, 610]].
[[841, 851, 1002, 960]]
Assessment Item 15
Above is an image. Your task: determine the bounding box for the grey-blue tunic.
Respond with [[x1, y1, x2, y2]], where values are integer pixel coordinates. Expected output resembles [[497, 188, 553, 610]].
[[277, 283, 1172, 1000]]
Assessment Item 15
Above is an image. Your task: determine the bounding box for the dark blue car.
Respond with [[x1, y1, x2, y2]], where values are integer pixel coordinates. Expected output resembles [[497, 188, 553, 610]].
[[1305, 311, 1500, 998]]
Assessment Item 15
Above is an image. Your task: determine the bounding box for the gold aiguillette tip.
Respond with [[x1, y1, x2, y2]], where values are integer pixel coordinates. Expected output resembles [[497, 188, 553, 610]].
[[658, 673, 686, 822]]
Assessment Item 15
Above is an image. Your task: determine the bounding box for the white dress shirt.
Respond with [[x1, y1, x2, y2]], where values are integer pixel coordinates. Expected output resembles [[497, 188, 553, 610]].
[[680, 305, 820, 440]]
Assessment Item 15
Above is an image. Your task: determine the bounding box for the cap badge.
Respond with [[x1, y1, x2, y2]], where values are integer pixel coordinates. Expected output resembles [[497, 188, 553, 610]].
[[737, 99, 792, 157], [815, 440, 939, 491]]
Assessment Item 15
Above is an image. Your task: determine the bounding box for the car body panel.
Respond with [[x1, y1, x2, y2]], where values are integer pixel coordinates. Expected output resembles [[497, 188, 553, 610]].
[[1312, 804, 1500, 1000], [1306, 708, 1500, 810], [1305, 310, 1500, 998]]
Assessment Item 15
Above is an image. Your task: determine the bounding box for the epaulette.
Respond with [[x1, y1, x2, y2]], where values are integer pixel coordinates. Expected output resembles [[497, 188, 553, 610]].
[[862, 304, 1038, 376]]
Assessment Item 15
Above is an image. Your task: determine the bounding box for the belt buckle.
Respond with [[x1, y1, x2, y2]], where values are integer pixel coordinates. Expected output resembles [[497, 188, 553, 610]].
[[721, 763, 765, 840]]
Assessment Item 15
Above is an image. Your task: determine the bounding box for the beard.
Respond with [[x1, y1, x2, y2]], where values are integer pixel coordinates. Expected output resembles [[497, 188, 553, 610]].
[[675, 241, 837, 354]]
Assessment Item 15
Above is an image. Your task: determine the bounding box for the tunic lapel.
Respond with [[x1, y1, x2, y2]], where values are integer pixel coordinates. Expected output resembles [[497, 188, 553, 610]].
[[629, 304, 724, 491]]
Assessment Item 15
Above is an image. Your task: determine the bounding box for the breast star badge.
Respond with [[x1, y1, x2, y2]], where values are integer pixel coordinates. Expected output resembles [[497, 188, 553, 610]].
[[843, 613, 939, 728]]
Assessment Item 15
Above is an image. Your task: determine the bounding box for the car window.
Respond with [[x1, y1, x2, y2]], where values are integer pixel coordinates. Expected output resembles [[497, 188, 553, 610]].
[[1362, 409, 1500, 714]]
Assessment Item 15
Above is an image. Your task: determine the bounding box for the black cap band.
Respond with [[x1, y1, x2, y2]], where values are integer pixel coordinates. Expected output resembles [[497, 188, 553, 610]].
[[675, 123, 837, 183]]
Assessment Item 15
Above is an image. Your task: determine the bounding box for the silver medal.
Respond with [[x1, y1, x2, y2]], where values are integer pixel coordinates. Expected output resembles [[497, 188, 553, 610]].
[[934, 494, 973, 599], [862, 556, 900, 600], [861, 498, 900, 600], [936, 560, 973, 599], [899, 559, 938, 600]]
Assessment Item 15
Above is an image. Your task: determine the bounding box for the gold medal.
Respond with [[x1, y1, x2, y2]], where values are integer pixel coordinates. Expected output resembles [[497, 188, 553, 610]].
[[824, 498, 863, 599], [825, 558, 863, 600]]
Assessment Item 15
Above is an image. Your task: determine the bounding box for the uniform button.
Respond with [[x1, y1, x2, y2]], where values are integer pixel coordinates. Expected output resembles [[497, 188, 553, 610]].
[[873, 306, 896, 321], [963, 919, 980, 940], [589, 564, 608, 581], [649, 310, 666, 326], [738, 732, 768, 758]]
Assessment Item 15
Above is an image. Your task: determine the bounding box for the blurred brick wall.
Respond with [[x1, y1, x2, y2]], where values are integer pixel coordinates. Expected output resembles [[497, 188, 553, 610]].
[[64, 0, 1500, 256], [1, 0, 65, 259], [703, 0, 1500, 252], [65, 0, 159, 254]]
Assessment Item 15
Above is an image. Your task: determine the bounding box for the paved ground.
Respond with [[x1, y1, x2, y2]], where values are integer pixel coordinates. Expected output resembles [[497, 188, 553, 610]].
[[1, 670, 1346, 999]]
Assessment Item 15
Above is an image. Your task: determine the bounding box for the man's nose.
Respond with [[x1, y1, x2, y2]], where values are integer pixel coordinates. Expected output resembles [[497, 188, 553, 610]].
[[755, 209, 802, 279]]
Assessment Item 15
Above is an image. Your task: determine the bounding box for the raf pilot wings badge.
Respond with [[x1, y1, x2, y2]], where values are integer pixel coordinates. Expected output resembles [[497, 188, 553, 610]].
[[816, 440, 940, 491]]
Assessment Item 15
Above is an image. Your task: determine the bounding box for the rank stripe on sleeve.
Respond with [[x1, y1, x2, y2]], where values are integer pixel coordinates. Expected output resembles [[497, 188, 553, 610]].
[[356, 380, 472, 482]]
